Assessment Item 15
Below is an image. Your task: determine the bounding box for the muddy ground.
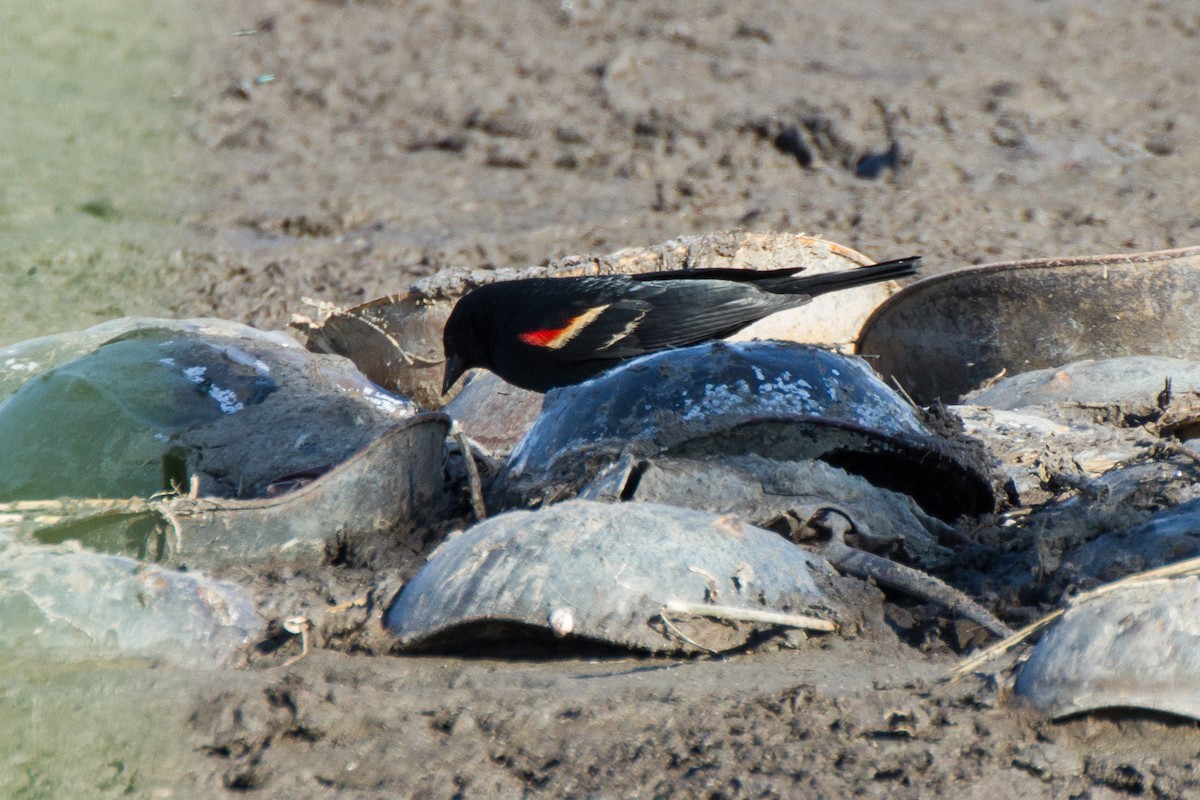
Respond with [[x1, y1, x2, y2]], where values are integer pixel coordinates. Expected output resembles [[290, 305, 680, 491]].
[[17, 0, 1200, 797]]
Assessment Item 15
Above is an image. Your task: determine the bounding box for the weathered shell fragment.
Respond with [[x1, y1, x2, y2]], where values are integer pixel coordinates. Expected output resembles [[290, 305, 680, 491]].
[[0, 532, 261, 665], [965, 356, 1200, 423], [442, 371, 543, 457], [493, 341, 996, 520], [385, 500, 856, 654], [3, 414, 450, 567], [1062, 497, 1200, 583], [1014, 573, 1200, 721], [300, 232, 903, 407], [953, 356, 1200, 503], [580, 455, 954, 570], [858, 246, 1200, 404], [952, 405, 1149, 503]]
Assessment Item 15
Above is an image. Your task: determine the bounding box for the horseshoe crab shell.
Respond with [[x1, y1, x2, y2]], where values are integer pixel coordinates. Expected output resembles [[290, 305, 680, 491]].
[[492, 341, 997, 520], [0, 319, 415, 503], [857, 246, 1200, 404], [0, 319, 447, 566], [3, 413, 450, 567], [1014, 572, 1200, 721], [442, 371, 544, 457], [1062, 498, 1200, 584], [384, 500, 857, 654], [580, 456, 955, 570], [0, 317, 304, 400], [964, 356, 1200, 421], [0, 532, 261, 665]]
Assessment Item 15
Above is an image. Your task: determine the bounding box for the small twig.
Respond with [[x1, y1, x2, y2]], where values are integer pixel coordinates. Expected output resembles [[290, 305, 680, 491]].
[[457, 431, 504, 474], [663, 601, 836, 633], [889, 376, 919, 410], [158, 508, 184, 559], [1155, 439, 1200, 466], [978, 367, 1008, 391], [278, 616, 311, 668], [948, 611, 1064, 681], [327, 596, 369, 614], [453, 426, 487, 521], [657, 611, 718, 654]]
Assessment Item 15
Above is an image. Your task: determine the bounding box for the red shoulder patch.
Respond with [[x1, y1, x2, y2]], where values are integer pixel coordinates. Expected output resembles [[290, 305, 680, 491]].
[[518, 327, 567, 347], [517, 304, 610, 350]]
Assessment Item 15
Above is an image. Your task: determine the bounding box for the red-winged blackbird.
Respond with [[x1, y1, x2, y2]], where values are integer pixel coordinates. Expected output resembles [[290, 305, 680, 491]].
[[441, 256, 920, 394]]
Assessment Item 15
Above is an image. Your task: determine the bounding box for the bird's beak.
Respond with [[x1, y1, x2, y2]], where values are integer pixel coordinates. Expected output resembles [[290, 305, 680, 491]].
[[442, 353, 466, 396]]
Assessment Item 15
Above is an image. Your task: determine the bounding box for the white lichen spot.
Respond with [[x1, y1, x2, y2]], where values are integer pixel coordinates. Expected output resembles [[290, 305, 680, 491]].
[[183, 365, 207, 384], [3, 358, 41, 373], [207, 385, 244, 414], [678, 371, 832, 421], [357, 385, 413, 416]]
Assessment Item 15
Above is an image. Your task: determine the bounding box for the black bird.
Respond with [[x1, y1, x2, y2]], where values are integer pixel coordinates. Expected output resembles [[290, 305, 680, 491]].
[[441, 256, 920, 394]]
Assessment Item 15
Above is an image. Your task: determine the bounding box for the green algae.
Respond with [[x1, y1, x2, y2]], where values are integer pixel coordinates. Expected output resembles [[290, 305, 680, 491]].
[[0, 0, 200, 347]]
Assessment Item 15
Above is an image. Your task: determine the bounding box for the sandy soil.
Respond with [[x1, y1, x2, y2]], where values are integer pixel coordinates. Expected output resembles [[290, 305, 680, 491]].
[[16, 1, 1200, 797], [174, 0, 1200, 329]]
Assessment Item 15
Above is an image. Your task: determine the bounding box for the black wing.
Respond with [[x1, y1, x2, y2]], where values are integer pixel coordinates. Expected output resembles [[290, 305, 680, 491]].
[[519, 276, 805, 361]]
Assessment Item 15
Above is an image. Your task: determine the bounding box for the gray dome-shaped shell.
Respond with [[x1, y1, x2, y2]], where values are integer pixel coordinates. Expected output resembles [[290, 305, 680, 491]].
[[493, 341, 995, 520], [1014, 574, 1200, 721], [384, 500, 853, 654]]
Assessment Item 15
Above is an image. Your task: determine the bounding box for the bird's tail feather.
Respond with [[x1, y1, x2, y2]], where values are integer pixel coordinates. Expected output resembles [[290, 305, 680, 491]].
[[771, 255, 920, 296]]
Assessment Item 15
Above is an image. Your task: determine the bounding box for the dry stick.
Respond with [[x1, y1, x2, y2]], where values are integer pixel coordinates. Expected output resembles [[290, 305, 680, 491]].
[[1156, 439, 1200, 465], [452, 426, 487, 521], [327, 596, 369, 614], [663, 600, 837, 633], [799, 507, 1012, 638], [949, 554, 1200, 681], [948, 611, 1064, 682], [814, 539, 1014, 639], [889, 376, 919, 410]]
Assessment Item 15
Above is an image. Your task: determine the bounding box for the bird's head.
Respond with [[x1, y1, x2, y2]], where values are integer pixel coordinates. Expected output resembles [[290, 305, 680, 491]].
[[441, 291, 489, 396]]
